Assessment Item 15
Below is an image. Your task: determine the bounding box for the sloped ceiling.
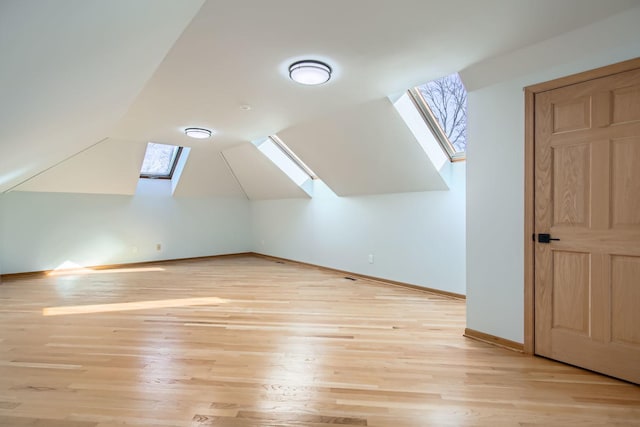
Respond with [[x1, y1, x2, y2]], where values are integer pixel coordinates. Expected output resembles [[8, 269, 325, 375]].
[[0, 0, 204, 193], [13, 139, 145, 195], [112, 0, 640, 148], [171, 149, 245, 198], [2, 0, 639, 198], [222, 144, 310, 200], [279, 98, 447, 196]]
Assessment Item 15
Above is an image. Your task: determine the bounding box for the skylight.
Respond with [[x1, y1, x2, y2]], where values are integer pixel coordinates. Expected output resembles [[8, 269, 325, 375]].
[[140, 142, 183, 179], [256, 135, 316, 186], [409, 73, 467, 160]]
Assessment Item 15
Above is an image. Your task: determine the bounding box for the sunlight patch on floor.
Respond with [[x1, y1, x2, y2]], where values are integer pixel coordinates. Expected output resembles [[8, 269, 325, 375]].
[[43, 296, 229, 316], [48, 260, 166, 277]]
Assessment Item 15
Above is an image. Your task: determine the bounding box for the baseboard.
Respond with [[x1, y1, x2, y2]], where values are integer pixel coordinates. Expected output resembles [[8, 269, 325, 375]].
[[2, 251, 467, 302], [464, 328, 524, 353], [0, 270, 46, 281], [0, 252, 253, 281], [250, 252, 465, 300]]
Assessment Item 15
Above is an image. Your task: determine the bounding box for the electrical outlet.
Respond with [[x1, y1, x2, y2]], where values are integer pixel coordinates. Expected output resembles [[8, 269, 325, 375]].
[[368, 254, 374, 264], [156, 243, 162, 251], [132, 246, 138, 254]]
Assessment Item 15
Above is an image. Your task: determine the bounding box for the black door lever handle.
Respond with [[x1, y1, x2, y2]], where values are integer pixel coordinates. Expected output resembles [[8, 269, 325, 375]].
[[538, 233, 560, 243]]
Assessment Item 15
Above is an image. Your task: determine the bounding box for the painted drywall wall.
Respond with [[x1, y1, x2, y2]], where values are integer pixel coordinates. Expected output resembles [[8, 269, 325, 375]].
[[464, 6, 640, 343], [0, 194, 3, 277], [251, 162, 466, 295], [0, 189, 251, 274]]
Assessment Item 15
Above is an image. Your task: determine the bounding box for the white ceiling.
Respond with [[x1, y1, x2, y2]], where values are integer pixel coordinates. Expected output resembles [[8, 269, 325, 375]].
[[279, 98, 447, 196], [0, 0, 205, 193], [13, 138, 145, 195], [1, 0, 638, 197], [222, 144, 310, 200]]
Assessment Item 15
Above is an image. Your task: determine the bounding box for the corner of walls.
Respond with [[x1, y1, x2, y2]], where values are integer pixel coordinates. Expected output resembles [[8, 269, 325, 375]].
[[250, 166, 466, 296]]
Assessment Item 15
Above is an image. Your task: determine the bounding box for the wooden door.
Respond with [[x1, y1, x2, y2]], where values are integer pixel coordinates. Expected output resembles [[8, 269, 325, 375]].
[[534, 67, 640, 384]]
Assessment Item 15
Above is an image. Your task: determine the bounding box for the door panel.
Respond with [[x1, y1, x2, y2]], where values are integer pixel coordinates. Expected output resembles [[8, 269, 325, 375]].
[[611, 137, 640, 228], [612, 84, 640, 124], [611, 256, 640, 346], [552, 251, 590, 334], [553, 143, 590, 227], [535, 67, 640, 384], [552, 96, 592, 133]]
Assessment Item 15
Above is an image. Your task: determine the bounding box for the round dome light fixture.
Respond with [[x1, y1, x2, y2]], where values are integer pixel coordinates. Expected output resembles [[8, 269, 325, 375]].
[[184, 127, 212, 139], [289, 60, 332, 85]]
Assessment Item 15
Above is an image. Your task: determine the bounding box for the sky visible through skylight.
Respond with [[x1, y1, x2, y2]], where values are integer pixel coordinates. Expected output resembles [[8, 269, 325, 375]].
[[140, 142, 180, 177]]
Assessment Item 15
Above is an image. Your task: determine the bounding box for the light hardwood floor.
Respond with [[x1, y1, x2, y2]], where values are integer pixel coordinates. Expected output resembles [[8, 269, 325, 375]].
[[0, 256, 638, 426]]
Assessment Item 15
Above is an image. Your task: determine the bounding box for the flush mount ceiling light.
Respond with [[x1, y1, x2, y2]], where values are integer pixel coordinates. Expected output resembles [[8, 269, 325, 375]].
[[184, 127, 212, 139], [289, 60, 332, 85]]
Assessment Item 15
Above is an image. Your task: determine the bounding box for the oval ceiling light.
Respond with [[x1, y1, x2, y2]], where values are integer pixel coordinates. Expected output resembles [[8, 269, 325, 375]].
[[184, 127, 212, 139], [289, 60, 332, 85]]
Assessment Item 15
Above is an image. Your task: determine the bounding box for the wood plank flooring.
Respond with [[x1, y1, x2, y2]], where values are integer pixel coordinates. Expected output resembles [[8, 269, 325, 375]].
[[0, 255, 638, 426]]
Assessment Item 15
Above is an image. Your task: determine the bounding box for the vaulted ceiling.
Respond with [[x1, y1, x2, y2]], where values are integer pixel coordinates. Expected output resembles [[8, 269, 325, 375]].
[[2, 0, 638, 198]]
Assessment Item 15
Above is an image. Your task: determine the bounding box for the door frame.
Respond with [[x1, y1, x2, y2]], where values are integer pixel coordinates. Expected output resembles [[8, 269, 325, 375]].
[[523, 57, 640, 354]]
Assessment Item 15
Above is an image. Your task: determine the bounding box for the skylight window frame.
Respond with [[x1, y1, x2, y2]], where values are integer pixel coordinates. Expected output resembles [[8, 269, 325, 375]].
[[139, 144, 184, 180], [408, 87, 466, 162], [268, 135, 317, 181]]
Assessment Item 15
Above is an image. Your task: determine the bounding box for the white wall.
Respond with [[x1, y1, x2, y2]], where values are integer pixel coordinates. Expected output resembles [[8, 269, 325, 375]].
[[0, 194, 3, 277], [464, 6, 640, 343], [0, 190, 251, 274], [251, 162, 466, 295]]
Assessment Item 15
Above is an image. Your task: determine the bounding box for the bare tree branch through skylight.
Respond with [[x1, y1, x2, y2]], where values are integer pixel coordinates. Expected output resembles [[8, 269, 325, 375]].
[[417, 73, 467, 153]]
